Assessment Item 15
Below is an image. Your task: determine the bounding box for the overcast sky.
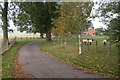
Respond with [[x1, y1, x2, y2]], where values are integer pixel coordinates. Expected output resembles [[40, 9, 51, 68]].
[[90, 2, 108, 29]]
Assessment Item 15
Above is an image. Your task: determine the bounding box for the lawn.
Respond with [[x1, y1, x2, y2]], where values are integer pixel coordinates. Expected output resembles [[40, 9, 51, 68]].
[[2, 39, 40, 78], [39, 36, 118, 78]]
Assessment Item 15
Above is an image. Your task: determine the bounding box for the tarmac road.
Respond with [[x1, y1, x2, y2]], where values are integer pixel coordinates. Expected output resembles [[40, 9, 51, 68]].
[[18, 40, 108, 78]]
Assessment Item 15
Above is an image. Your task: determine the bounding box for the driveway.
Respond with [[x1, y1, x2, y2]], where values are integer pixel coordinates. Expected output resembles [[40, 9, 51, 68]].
[[18, 40, 108, 78]]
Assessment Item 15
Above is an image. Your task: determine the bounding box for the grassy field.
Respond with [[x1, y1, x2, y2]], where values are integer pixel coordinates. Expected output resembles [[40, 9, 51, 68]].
[[0, 33, 40, 44], [2, 39, 40, 78], [0, 55, 1, 78], [0, 32, 40, 54], [39, 36, 118, 78]]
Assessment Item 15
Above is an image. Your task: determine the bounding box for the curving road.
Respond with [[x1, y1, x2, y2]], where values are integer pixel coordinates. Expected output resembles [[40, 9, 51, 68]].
[[18, 40, 108, 78]]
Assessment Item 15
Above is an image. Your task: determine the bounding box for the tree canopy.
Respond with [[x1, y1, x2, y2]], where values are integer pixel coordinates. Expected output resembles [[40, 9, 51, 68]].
[[99, 1, 120, 46], [53, 2, 93, 37], [13, 2, 59, 41]]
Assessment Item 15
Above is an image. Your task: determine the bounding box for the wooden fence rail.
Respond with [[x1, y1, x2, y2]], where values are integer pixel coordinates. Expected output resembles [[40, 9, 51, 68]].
[[0, 36, 40, 55], [53, 37, 118, 56]]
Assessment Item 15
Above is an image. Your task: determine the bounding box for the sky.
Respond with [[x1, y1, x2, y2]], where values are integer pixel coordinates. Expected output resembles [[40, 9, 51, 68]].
[[92, 18, 107, 29], [90, 2, 108, 29]]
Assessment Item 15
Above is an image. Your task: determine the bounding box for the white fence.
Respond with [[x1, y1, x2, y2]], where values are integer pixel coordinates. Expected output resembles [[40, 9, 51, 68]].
[[0, 36, 40, 55]]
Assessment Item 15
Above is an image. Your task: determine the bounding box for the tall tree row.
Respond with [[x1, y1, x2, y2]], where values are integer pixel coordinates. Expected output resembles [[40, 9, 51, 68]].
[[95, 1, 120, 46], [13, 2, 59, 41]]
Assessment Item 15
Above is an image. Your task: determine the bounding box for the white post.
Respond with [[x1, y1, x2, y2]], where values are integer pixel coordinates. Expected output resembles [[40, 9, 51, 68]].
[[64, 38, 67, 45], [79, 34, 82, 54]]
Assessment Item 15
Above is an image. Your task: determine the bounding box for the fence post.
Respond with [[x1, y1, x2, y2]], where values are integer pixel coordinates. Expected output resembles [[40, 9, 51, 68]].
[[15, 36, 16, 42], [58, 37, 60, 43], [61, 38, 63, 45], [21, 37, 22, 42], [64, 38, 67, 45], [0, 45, 2, 54], [107, 42, 111, 56], [26, 36, 27, 40], [96, 41, 98, 53], [78, 34, 82, 54], [53, 38, 56, 44], [87, 44, 89, 52], [118, 46, 120, 77], [118, 46, 120, 58]]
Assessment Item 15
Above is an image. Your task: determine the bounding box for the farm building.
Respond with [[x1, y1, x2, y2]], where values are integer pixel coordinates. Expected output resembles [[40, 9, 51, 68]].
[[85, 27, 95, 36]]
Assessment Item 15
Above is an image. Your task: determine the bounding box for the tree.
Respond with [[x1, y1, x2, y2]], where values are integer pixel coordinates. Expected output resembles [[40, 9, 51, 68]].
[[54, 2, 93, 34], [98, 2, 120, 69], [54, 2, 93, 54], [8, 29, 14, 33], [97, 1, 120, 46], [0, 2, 9, 48], [13, 2, 59, 41], [14, 12, 32, 33], [108, 18, 120, 46], [0, 2, 18, 47], [95, 28, 104, 36]]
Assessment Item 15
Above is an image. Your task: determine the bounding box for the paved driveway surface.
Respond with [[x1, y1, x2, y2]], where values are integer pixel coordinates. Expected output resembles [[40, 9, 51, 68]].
[[19, 40, 108, 78]]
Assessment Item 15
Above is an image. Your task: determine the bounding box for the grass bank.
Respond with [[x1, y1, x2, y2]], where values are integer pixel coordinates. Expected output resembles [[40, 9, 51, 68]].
[[39, 39, 118, 78], [2, 39, 40, 78]]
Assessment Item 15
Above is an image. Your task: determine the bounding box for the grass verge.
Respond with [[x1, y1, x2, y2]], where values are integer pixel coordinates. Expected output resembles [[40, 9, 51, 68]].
[[39, 41, 118, 78], [2, 39, 40, 78]]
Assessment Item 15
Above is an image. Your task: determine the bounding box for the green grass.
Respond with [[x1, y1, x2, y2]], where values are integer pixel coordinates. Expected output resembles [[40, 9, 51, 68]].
[[2, 39, 40, 78], [39, 36, 118, 77]]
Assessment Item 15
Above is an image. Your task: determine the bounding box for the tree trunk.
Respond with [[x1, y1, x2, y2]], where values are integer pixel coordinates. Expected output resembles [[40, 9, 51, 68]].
[[46, 28, 51, 42], [58, 36, 60, 43], [2, 2, 9, 48], [78, 34, 81, 54], [64, 38, 67, 44], [60, 38, 63, 45], [78, 33, 83, 54], [40, 32, 44, 38]]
